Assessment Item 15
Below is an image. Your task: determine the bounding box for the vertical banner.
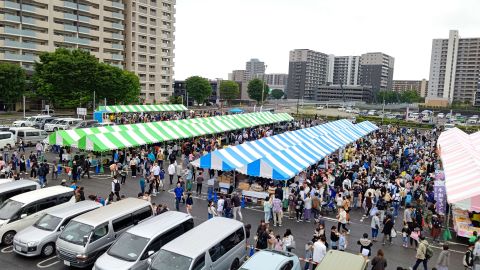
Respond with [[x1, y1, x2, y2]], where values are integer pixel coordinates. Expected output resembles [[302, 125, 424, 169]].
[[434, 169, 446, 215]]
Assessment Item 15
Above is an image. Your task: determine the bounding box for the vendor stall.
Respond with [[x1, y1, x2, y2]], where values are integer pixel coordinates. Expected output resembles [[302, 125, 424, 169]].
[[452, 207, 480, 238]]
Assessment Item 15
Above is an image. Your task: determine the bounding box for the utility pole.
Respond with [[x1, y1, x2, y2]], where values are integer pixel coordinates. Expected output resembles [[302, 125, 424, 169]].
[[23, 95, 25, 118], [93, 91, 96, 112]]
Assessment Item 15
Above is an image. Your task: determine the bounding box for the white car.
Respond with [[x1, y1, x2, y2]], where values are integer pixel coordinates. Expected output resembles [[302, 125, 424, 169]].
[[437, 113, 445, 119], [44, 118, 82, 132], [367, 110, 376, 116], [12, 115, 52, 127], [338, 107, 346, 111], [316, 106, 324, 110]]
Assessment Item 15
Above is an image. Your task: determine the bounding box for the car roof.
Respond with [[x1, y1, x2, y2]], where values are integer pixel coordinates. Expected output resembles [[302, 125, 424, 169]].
[[32, 115, 52, 118], [56, 118, 81, 121], [241, 250, 294, 269], [9, 127, 36, 131], [127, 211, 191, 238], [10, 186, 73, 204], [48, 200, 102, 219], [161, 217, 243, 257], [72, 198, 151, 226], [0, 131, 13, 135], [0, 180, 40, 193]]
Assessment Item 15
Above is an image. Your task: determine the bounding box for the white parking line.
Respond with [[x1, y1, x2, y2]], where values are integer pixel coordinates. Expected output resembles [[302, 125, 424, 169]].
[[37, 256, 60, 268], [1, 245, 13, 253]]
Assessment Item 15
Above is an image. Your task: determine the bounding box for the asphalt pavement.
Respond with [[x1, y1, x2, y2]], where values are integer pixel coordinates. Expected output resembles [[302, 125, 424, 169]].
[[0, 147, 469, 270]]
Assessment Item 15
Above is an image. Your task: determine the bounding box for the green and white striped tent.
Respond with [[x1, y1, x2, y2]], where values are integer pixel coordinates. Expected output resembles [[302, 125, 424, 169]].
[[98, 104, 188, 113], [76, 113, 293, 151], [48, 112, 293, 150]]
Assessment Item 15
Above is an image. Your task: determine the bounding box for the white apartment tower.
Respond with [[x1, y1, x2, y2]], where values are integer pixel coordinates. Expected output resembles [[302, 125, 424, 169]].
[[328, 55, 361, 86], [125, 0, 176, 103], [245, 58, 265, 81], [0, 0, 176, 103], [428, 30, 480, 105]]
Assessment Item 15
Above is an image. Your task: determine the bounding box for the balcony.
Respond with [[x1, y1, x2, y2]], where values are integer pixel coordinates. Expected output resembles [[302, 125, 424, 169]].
[[78, 26, 90, 34], [1, 14, 20, 22], [110, 54, 124, 61], [112, 22, 124, 30], [3, 1, 20, 10], [63, 13, 77, 21], [64, 36, 91, 45], [79, 15, 90, 22], [63, 24, 77, 32], [22, 3, 37, 13], [110, 1, 124, 10], [3, 52, 37, 62], [112, 33, 124, 40], [78, 4, 92, 12], [111, 43, 122, 50], [4, 26, 36, 37], [63, 1, 77, 9], [2, 39, 37, 50], [22, 16, 38, 25]]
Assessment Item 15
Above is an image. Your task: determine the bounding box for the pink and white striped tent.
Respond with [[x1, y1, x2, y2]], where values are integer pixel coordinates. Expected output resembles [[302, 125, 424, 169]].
[[437, 127, 480, 212]]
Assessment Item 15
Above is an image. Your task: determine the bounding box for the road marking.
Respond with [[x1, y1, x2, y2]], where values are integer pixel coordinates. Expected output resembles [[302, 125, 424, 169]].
[[37, 256, 60, 268], [1, 245, 13, 253]]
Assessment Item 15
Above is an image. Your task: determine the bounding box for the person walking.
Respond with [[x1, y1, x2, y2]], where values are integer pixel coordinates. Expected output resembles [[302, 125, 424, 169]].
[[263, 195, 272, 224], [371, 249, 387, 270], [412, 236, 430, 270], [272, 195, 283, 227], [232, 192, 243, 221], [111, 176, 121, 201], [207, 200, 217, 219], [436, 244, 450, 270], [173, 182, 184, 211], [196, 171, 204, 195], [464, 244, 474, 270], [186, 192, 193, 216], [337, 206, 349, 234], [312, 236, 327, 268], [371, 212, 381, 241], [283, 229, 295, 252], [382, 214, 394, 245], [295, 194, 304, 222], [304, 193, 312, 222], [168, 162, 176, 185], [130, 157, 137, 178], [120, 165, 128, 184], [139, 176, 145, 194], [357, 233, 373, 258]]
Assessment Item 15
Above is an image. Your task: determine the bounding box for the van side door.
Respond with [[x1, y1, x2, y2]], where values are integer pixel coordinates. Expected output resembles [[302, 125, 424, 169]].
[[87, 223, 110, 261]]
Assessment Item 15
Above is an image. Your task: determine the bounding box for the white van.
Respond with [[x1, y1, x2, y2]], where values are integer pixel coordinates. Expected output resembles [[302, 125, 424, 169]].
[[12, 115, 52, 127], [56, 198, 153, 268], [0, 186, 75, 245], [44, 118, 82, 132], [94, 211, 194, 270], [0, 180, 40, 204], [149, 217, 246, 270], [0, 132, 15, 149], [16, 128, 48, 146], [8, 127, 33, 142]]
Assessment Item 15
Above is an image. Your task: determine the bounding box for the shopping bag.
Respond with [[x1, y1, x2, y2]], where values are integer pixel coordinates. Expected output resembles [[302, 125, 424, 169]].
[[442, 228, 452, 241], [390, 228, 397, 238], [370, 207, 378, 217]]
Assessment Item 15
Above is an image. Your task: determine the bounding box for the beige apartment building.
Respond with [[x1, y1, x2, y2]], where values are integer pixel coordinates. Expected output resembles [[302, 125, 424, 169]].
[[0, 0, 176, 103]]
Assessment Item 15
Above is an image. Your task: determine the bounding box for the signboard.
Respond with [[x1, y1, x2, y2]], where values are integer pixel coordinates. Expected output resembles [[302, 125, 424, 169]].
[[434, 169, 446, 215], [77, 108, 87, 116]]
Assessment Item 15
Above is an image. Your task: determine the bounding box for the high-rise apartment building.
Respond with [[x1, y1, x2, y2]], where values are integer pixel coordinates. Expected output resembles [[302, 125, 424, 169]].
[[228, 69, 246, 82], [286, 49, 329, 100], [0, 0, 125, 70], [329, 56, 361, 86], [392, 79, 428, 97], [0, 0, 176, 103], [126, 0, 175, 103], [265, 73, 288, 92], [245, 58, 265, 81], [359, 52, 395, 95], [427, 30, 480, 105]]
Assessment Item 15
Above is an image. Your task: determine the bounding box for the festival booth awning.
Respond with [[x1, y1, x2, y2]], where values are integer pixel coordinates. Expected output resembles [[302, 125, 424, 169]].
[[437, 128, 480, 212], [98, 104, 188, 113], [48, 112, 293, 147], [197, 120, 378, 179], [73, 112, 294, 151]]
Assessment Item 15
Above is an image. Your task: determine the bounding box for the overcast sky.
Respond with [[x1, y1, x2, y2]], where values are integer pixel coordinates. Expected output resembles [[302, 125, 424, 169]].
[[174, 0, 480, 81]]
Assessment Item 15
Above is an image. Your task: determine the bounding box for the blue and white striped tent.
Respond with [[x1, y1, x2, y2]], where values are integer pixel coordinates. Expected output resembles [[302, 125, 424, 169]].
[[238, 122, 378, 180], [197, 120, 378, 180], [198, 119, 353, 171]]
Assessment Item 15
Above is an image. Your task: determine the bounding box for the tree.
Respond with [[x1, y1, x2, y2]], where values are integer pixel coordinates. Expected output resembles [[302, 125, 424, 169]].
[[271, 89, 284, 100], [0, 63, 26, 111], [219, 80, 239, 105], [33, 48, 140, 109], [168, 95, 183, 104], [185, 76, 212, 105], [247, 78, 269, 104]]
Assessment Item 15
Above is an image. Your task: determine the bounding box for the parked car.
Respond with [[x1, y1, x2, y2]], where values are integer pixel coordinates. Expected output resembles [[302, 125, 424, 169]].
[[0, 132, 15, 149], [33, 117, 57, 130], [367, 110, 376, 116], [240, 250, 302, 270], [44, 118, 82, 132], [444, 123, 455, 130], [12, 115, 52, 127], [437, 113, 445, 119], [316, 106, 324, 110], [467, 118, 477, 125], [15, 128, 48, 146], [70, 120, 98, 129]]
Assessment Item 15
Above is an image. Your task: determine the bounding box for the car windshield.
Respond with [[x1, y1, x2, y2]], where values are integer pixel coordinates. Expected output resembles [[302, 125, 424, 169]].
[[107, 232, 149, 262], [151, 250, 193, 270], [34, 214, 62, 231], [59, 220, 93, 245], [0, 199, 24, 220]]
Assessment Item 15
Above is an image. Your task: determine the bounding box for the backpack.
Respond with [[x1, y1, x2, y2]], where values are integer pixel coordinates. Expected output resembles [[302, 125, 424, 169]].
[[113, 181, 120, 192], [425, 244, 434, 260]]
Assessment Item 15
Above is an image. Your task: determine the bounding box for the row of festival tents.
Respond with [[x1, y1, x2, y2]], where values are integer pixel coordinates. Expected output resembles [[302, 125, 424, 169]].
[[195, 119, 378, 180], [47, 112, 293, 152], [437, 127, 480, 212], [98, 104, 188, 113]]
